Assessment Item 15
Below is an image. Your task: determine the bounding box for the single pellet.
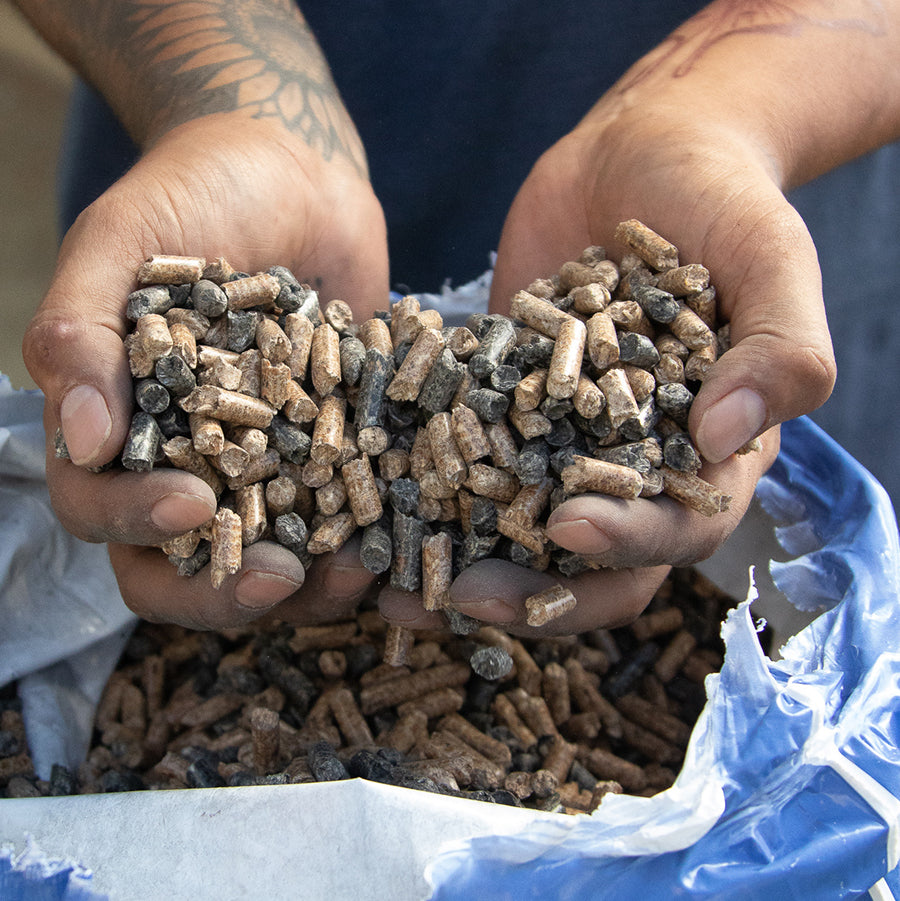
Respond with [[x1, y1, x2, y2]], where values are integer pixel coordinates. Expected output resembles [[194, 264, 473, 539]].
[[281, 380, 318, 425], [663, 433, 702, 474], [386, 327, 445, 402], [189, 279, 228, 317], [134, 379, 171, 415], [426, 412, 468, 490], [422, 531, 453, 612], [360, 514, 393, 574], [546, 317, 586, 400], [222, 272, 280, 311], [281, 312, 314, 381], [154, 352, 195, 399], [684, 343, 718, 381], [561, 455, 643, 499], [339, 336, 367, 386], [569, 282, 611, 315], [464, 463, 520, 504], [418, 348, 466, 414], [342, 454, 383, 527], [669, 303, 716, 350], [265, 475, 296, 518], [654, 264, 710, 297], [383, 626, 416, 668], [660, 467, 731, 516], [465, 388, 510, 424], [653, 629, 699, 682], [484, 421, 519, 470], [255, 317, 292, 364], [210, 507, 243, 589], [617, 332, 661, 369], [306, 511, 357, 555], [306, 394, 344, 466], [391, 512, 427, 591], [354, 347, 392, 432], [469, 646, 514, 682], [126, 314, 174, 377], [614, 220, 678, 271], [226, 310, 261, 352], [468, 316, 518, 378], [274, 511, 308, 557], [137, 254, 206, 285], [310, 323, 342, 396], [249, 707, 281, 776], [509, 290, 571, 339], [685, 285, 718, 327], [180, 385, 275, 428], [126, 285, 174, 321], [121, 412, 164, 472], [209, 439, 250, 478], [525, 585, 577, 627]]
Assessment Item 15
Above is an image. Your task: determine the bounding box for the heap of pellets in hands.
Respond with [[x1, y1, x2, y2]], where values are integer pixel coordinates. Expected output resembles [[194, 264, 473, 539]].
[[55, 219, 742, 652], [1, 567, 750, 812]]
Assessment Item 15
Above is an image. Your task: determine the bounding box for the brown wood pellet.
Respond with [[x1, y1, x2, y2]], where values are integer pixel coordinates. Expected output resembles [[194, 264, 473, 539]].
[[1, 567, 748, 814]]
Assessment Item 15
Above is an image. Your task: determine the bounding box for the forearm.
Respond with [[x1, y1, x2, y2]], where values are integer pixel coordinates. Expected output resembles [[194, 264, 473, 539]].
[[12, 0, 365, 173], [591, 0, 900, 189]]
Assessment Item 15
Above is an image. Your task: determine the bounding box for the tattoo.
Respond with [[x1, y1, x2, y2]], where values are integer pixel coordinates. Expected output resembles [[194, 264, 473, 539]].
[[116, 0, 364, 171], [616, 0, 887, 93]]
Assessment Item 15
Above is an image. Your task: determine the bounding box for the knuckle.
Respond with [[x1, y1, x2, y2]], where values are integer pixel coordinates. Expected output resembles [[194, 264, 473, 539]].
[[22, 315, 86, 384]]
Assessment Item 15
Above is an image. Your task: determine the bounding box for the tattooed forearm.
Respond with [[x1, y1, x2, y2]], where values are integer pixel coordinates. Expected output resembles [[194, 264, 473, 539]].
[[615, 0, 888, 93], [16, 0, 365, 171]]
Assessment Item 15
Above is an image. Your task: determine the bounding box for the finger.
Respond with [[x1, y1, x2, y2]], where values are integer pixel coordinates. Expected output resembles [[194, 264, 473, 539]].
[[447, 559, 671, 637], [265, 535, 382, 626], [46, 442, 216, 545], [377, 587, 446, 632], [687, 195, 836, 462], [544, 428, 777, 570], [110, 540, 306, 631], [23, 197, 159, 468]]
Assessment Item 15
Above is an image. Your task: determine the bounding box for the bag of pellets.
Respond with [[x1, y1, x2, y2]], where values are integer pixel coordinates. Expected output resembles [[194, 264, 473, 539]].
[[427, 416, 900, 900]]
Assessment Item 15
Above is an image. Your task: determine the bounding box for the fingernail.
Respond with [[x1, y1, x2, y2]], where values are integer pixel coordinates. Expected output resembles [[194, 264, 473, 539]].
[[696, 387, 767, 463], [449, 595, 518, 624], [235, 571, 302, 609], [60, 385, 112, 465], [324, 562, 374, 599], [545, 518, 613, 555], [151, 491, 217, 532]]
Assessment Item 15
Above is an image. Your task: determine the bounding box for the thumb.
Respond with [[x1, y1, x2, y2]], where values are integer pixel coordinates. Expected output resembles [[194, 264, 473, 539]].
[[23, 208, 147, 467], [690, 202, 836, 461]]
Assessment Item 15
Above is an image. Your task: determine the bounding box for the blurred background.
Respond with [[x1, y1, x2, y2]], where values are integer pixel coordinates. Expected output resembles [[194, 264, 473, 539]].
[[0, 1, 73, 390]]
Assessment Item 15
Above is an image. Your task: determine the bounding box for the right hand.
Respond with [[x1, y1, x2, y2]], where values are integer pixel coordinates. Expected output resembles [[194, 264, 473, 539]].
[[23, 114, 389, 630]]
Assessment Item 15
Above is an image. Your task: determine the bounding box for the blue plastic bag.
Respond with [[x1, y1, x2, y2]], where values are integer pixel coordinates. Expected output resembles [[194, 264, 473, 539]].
[[427, 417, 900, 900], [0, 839, 105, 901]]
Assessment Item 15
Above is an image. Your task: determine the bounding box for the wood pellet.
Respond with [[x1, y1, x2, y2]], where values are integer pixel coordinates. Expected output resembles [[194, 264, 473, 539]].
[[54, 222, 739, 643], [1, 568, 749, 814]]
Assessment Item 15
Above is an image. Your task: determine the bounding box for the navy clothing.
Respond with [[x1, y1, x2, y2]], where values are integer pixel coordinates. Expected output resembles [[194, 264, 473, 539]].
[[57, 2, 900, 514]]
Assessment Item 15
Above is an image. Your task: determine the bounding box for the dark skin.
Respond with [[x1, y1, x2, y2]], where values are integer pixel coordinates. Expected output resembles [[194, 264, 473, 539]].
[[16, 0, 900, 635]]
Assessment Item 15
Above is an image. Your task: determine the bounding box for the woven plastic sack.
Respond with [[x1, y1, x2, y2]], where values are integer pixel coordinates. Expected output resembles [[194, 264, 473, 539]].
[[428, 416, 900, 900]]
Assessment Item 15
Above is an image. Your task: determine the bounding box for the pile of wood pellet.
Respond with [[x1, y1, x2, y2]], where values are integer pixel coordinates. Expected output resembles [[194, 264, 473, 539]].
[[55, 219, 740, 641], [1, 567, 748, 812]]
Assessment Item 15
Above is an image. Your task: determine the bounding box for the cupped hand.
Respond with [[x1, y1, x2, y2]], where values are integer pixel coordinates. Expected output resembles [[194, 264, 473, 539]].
[[387, 101, 831, 636], [24, 114, 389, 629]]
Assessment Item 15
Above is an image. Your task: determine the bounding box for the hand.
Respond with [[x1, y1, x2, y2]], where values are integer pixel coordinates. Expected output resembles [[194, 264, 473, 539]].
[[383, 99, 829, 635], [24, 115, 389, 630]]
